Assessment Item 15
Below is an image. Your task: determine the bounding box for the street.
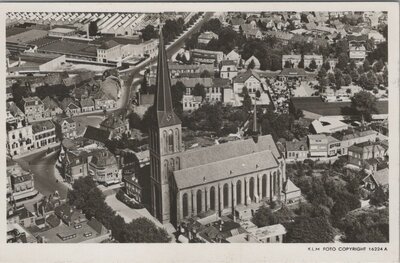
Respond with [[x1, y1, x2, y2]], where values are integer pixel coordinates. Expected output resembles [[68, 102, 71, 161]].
[[119, 12, 215, 110], [15, 150, 69, 200]]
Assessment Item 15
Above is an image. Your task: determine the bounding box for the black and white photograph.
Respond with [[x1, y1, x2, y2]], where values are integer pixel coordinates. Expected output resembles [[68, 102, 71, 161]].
[[1, 2, 399, 263]]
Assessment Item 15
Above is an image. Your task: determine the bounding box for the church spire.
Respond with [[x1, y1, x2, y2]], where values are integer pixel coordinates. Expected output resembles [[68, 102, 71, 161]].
[[153, 27, 181, 128], [252, 98, 259, 143]]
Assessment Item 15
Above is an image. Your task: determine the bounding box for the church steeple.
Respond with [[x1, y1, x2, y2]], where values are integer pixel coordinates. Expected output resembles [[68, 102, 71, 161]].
[[252, 99, 259, 143], [153, 28, 181, 128]]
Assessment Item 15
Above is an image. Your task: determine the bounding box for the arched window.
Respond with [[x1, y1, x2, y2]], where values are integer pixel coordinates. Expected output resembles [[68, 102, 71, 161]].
[[223, 183, 229, 208], [236, 180, 242, 205], [262, 174, 267, 198], [168, 129, 174, 152], [164, 160, 169, 181], [273, 171, 277, 195], [196, 190, 202, 214], [182, 193, 189, 218], [210, 187, 216, 211], [162, 131, 167, 153], [249, 177, 255, 202], [175, 128, 180, 151], [175, 157, 180, 170]]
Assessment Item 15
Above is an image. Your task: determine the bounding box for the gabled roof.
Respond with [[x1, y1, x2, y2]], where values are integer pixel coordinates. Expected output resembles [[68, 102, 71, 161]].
[[90, 149, 117, 168], [83, 126, 110, 144], [42, 96, 61, 111], [174, 150, 278, 189], [32, 120, 55, 134], [371, 168, 388, 186], [99, 40, 120, 50], [80, 98, 95, 107], [233, 70, 260, 84]]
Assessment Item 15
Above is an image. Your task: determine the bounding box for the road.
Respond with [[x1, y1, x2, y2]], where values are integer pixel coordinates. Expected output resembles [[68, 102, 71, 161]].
[[119, 12, 215, 110], [16, 150, 69, 200]]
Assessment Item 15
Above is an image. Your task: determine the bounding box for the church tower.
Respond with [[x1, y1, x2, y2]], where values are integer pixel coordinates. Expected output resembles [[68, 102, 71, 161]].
[[149, 29, 182, 225]]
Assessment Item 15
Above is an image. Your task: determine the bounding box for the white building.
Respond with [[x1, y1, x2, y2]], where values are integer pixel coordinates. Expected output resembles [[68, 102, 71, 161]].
[[6, 120, 34, 157]]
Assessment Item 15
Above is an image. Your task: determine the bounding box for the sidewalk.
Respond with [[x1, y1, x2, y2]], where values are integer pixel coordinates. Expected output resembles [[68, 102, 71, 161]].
[[13, 142, 60, 160]]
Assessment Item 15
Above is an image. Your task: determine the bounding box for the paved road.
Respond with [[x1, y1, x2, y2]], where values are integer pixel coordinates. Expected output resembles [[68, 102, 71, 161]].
[[119, 12, 215, 110], [16, 150, 69, 200]]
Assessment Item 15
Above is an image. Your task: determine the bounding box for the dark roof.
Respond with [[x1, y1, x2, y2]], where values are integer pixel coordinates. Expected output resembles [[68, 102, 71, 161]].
[[291, 97, 388, 116], [46, 214, 61, 228], [100, 115, 125, 129], [286, 139, 308, 151], [233, 70, 260, 84], [99, 40, 120, 50], [279, 68, 308, 76], [90, 149, 117, 167], [32, 120, 55, 134], [83, 126, 111, 144], [220, 60, 237, 67], [153, 29, 181, 128], [87, 218, 107, 235], [212, 78, 231, 88]]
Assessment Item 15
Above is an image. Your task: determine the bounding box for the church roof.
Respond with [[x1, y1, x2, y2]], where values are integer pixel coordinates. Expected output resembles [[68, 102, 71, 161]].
[[179, 134, 280, 171], [153, 29, 181, 128], [174, 149, 278, 189]]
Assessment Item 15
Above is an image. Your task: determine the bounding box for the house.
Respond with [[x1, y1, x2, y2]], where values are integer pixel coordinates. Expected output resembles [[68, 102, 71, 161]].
[[83, 126, 111, 147], [99, 76, 121, 102], [244, 55, 260, 70], [80, 98, 95, 113], [285, 139, 308, 160], [93, 90, 117, 110], [264, 31, 294, 45], [198, 31, 219, 45], [304, 54, 323, 69], [191, 49, 224, 66], [21, 96, 45, 123], [7, 223, 37, 243], [229, 17, 245, 33], [7, 205, 36, 229], [32, 120, 56, 149], [327, 135, 341, 156], [207, 78, 230, 103], [348, 141, 386, 171], [60, 98, 81, 117], [282, 54, 301, 68], [349, 42, 367, 60], [368, 30, 386, 45], [89, 149, 121, 186], [123, 174, 142, 203], [58, 144, 92, 183], [233, 70, 263, 96], [6, 119, 34, 157], [240, 24, 262, 39], [54, 117, 77, 139], [278, 68, 310, 82], [10, 170, 38, 202], [282, 179, 302, 203], [225, 50, 241, 66], [219, 60, 238, 80], [99, 114, 130, 138], [42, 96, 63, 118], [182, 95, 203, 112], [333, 129, 378, 155], [246, 224, 287, 243], [307, 134, 328, 157], [363, 168, 388, 192], [311, 117, 348, 134], [54, 204, 86, 226], [6, 101, 25, 123]]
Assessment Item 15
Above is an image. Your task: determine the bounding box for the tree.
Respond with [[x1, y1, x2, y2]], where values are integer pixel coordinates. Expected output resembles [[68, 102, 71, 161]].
[[252, 206, 277, 227], [88, 21, 98, 36], [309, 59, 318, 71], [363, 60, 371, 72], [298, 57, 304, 68], [128, 112, 142, 130], [369, 186, 387, 206], [346, 88, 352, 95], [247, 59, 256, 70], [336, 53, 349, 71], [200, 70, 211, 78], [125, 217, 170, 243], [141, 25, 158, 41], [241, 86, 252, 112], [285, 216, 334, 243], [193, 83, 206, 100], [343, 74, 352, 86], [284, 60, 292, 68], [351, 91, 378, 122]]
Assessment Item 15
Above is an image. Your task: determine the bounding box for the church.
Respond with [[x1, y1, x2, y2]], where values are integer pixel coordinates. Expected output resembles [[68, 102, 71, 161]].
[[149, 31, 287, 226]]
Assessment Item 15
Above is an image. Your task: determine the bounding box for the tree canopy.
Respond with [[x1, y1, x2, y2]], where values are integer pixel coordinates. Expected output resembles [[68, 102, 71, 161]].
[[351, 91, 378, 122]]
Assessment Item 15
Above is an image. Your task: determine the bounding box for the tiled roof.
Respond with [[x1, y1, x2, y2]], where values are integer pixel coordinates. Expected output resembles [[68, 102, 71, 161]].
[[179, 134, 280, 172], [80, 98, 94, 107], [372, 168, 388, 186], [90, 149, 117, 167], [83, 126, 111, 144], [233, 70, 260, 84], [174, 150, 278, 189], [32, 120, 55, 134], [286, 139, 308, 151]]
